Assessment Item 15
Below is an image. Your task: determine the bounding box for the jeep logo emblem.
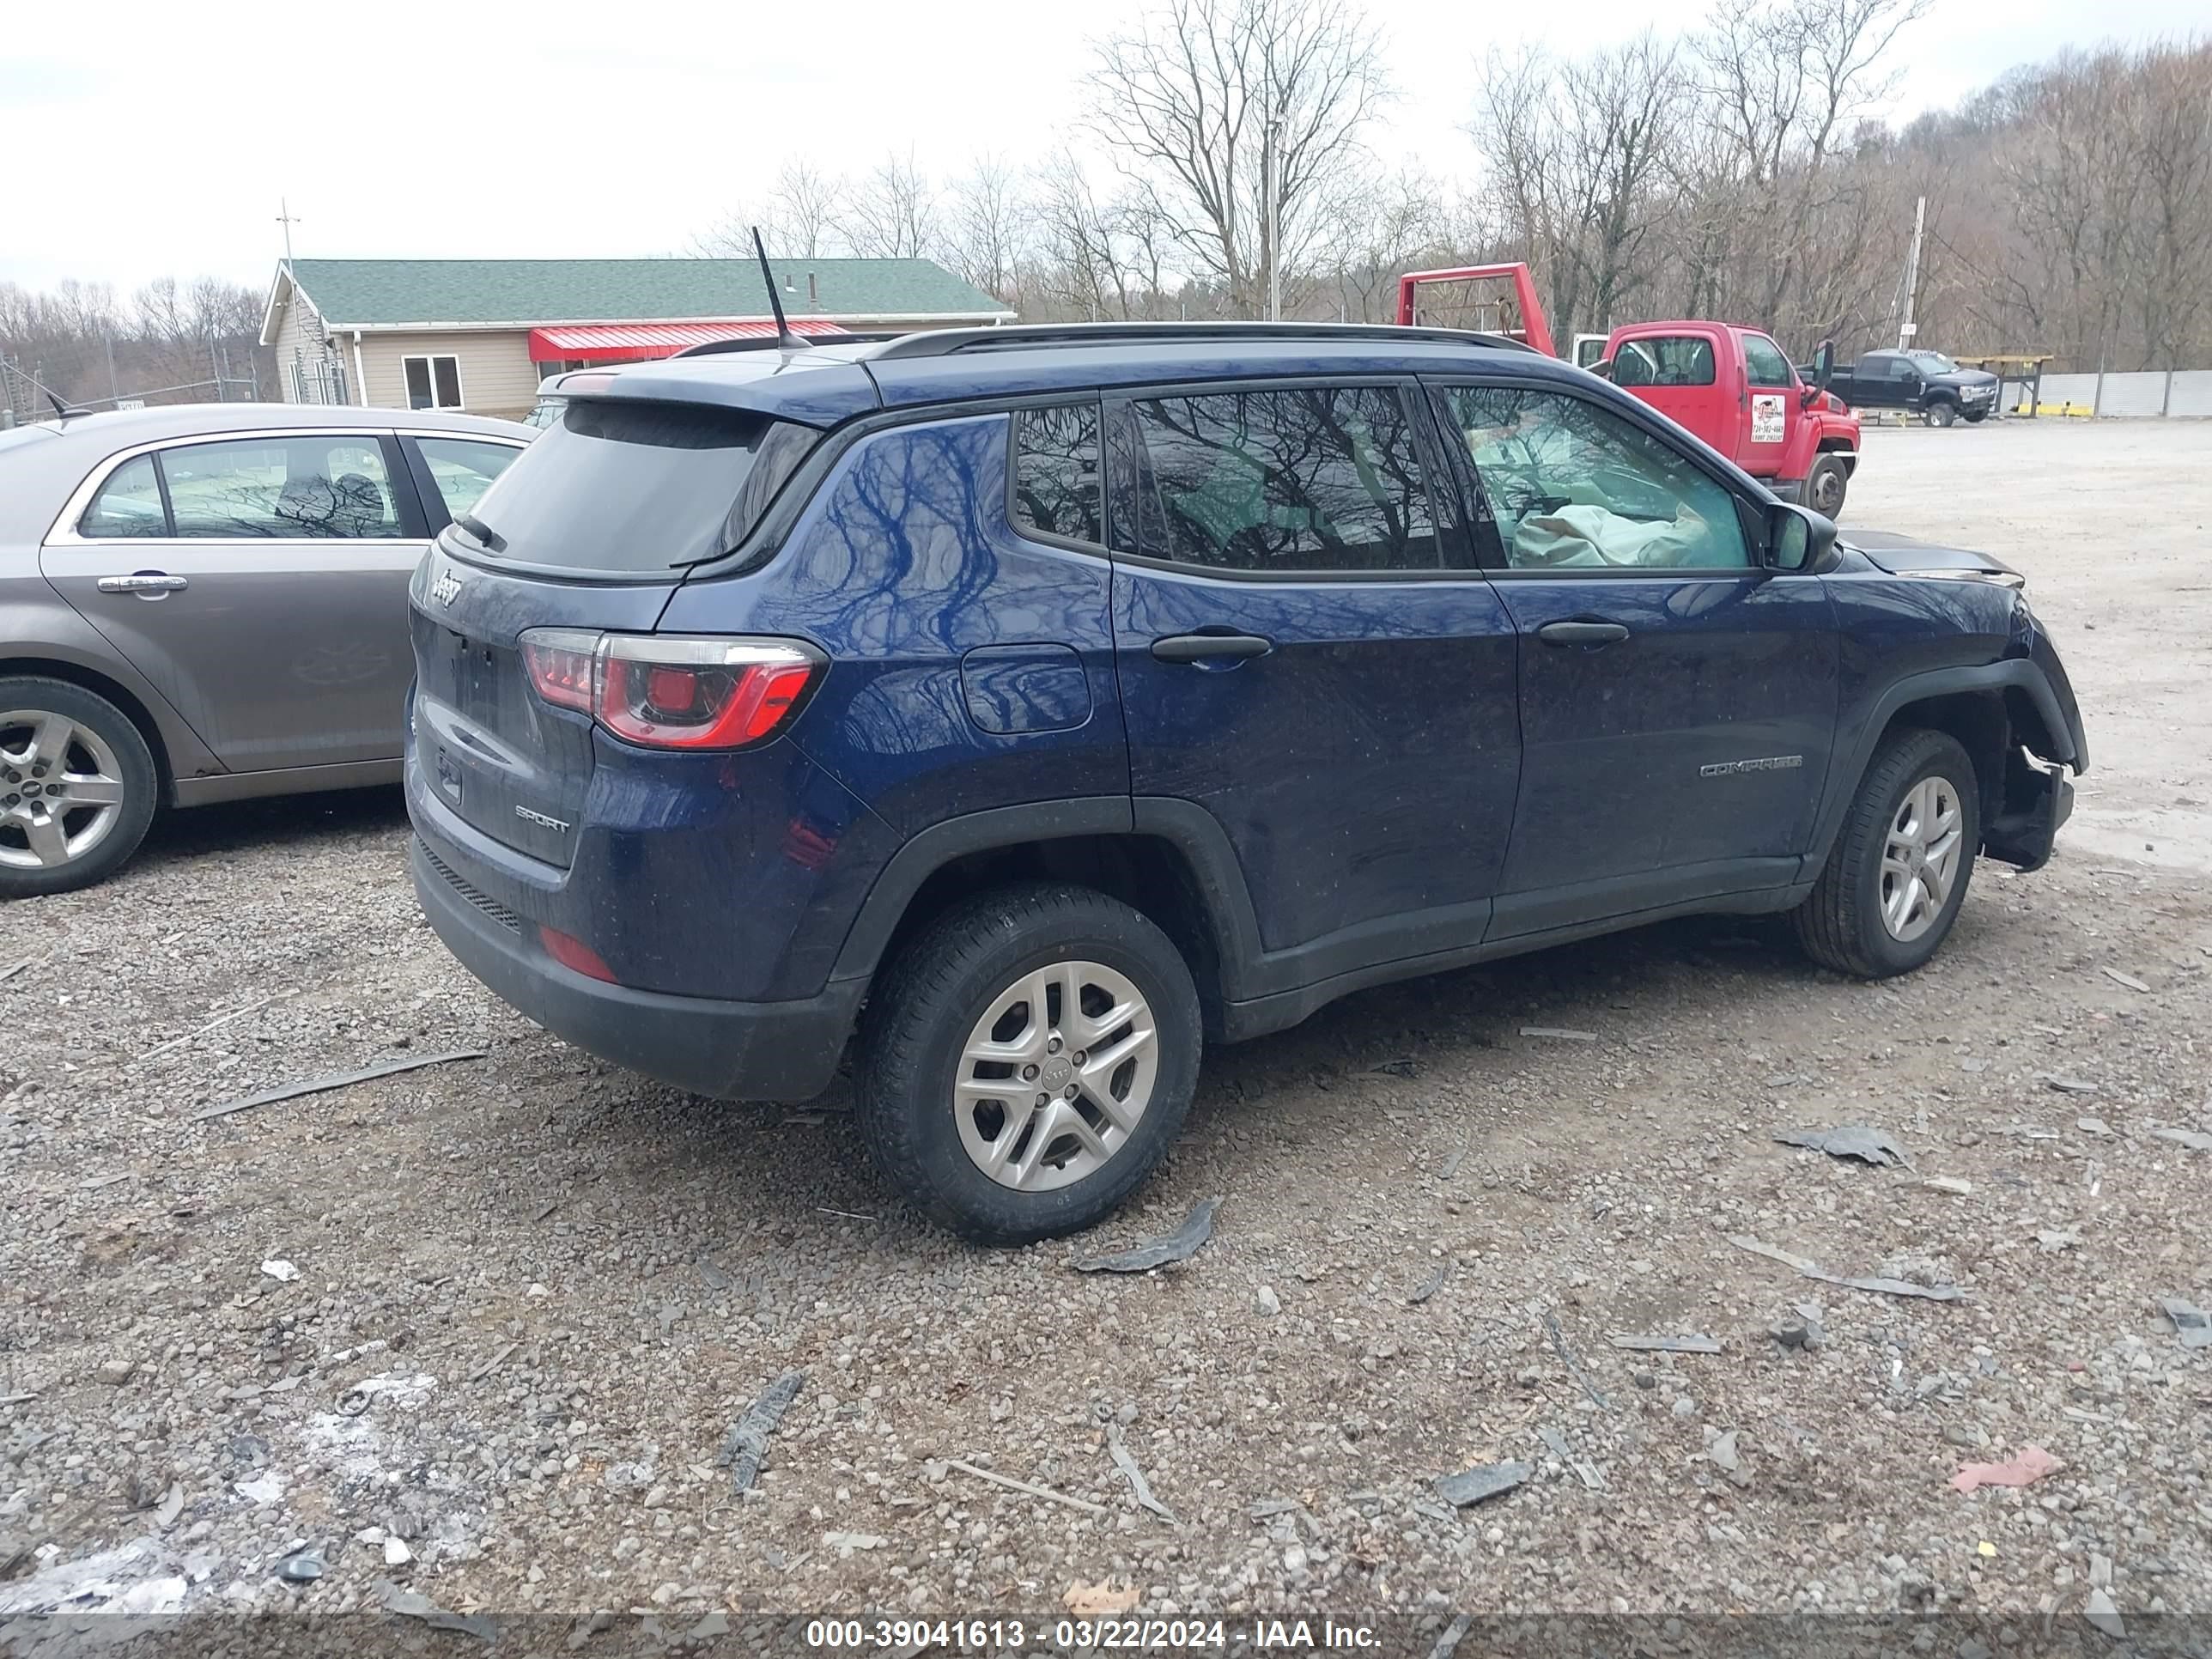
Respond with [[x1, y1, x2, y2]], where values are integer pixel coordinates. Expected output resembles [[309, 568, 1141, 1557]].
[[429, 567, 464, 607]]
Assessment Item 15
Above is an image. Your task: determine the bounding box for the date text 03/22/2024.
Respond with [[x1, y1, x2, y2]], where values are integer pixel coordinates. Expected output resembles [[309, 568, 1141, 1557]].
[[804, 1617, 1382, 1649]]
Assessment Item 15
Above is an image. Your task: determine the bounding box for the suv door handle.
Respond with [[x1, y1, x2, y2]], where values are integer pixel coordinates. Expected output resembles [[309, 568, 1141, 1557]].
[[1151, 633, 1273, 664], [1537, 620, 1630, 647], [96, 572, 189, 595]]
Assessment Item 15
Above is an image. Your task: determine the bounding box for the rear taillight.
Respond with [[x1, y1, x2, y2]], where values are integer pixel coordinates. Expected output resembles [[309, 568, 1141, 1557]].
[[517, 629, 824, 751], [520, 629, 597, 714]]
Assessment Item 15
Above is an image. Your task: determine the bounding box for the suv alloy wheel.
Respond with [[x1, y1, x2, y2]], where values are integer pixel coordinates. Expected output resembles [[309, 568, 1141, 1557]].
[[854, 883, 1202, 1243], [1793, 728, 1979, 978]]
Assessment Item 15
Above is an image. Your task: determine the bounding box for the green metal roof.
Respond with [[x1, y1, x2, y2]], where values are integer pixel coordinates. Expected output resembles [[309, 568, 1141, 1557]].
[[283, 258, 1012, 328]]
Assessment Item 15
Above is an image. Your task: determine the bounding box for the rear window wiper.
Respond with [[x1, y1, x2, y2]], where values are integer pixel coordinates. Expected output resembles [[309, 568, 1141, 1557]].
[[457, 513, 507, 553]]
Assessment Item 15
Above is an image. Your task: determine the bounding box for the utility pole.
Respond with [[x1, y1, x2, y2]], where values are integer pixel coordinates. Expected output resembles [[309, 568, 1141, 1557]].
[[276, 198, 303, 263], [1895, 195, 1925, 352]]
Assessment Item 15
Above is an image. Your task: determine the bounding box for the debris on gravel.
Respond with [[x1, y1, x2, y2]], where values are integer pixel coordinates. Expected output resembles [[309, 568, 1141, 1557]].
[[1773, 1124, 1909, 1165], [191, 1047, 486, 1120], [940, 1458, 1108, 1516], [1105, 1420, 1174, 1520], [1607, 1332, 1721, 1353], [2154, 1294, 2212, 1347], [377, 1579, 498, 1640], [1731, 1234, 1968, 1300], [1070, 1194, 1220, 1271], [714, 1368, 807, 1493], [1434, 1462, 1532, 1506], [1949, 1445, 2059, 1492]]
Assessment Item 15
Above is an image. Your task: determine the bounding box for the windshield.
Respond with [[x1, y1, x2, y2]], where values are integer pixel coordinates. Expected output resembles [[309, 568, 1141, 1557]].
[[1906, 350, 1961, 375], [447, 398, 817, 573]]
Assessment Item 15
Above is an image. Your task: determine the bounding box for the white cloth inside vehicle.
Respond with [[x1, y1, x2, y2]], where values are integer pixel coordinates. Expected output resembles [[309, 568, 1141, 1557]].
[[1511, 501, 1711, 568]]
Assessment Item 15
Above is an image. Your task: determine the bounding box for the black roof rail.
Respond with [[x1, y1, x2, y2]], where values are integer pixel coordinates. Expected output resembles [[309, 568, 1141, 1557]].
[[667, 332, 890, 361], [866, 320, 1538, 361]]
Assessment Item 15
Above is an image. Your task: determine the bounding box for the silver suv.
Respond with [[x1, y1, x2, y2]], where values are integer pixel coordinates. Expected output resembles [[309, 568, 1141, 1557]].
[[1, 403, 531, 896]]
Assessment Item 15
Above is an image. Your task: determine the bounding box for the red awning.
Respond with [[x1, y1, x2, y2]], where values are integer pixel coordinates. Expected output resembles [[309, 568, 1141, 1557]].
[[527, 318, 851, 365]]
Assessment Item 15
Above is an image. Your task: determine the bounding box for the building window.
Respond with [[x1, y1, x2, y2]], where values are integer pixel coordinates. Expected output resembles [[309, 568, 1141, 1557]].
[[403, 355, 465, 410]]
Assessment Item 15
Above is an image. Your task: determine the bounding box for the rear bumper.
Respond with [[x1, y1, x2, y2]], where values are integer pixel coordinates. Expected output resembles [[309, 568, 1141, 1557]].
[[410, 832, 861, 1101]]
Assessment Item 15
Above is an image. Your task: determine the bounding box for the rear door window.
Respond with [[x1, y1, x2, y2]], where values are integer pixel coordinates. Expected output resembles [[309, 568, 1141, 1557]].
[[450, 400, 817, 572], [1010, 404, 1103, 546], [79, 454, 167, 538], [1130, 385, 1438, 574], [158, 435, 400, 539]]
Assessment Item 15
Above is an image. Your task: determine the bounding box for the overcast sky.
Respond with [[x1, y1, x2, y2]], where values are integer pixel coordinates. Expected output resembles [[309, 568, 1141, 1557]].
[[2, 0, 2201, 296]]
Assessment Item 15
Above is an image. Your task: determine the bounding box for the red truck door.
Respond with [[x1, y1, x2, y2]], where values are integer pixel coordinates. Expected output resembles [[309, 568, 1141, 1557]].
[[1606, 329, 1732, 451], [1737, 331, 1799, 478]]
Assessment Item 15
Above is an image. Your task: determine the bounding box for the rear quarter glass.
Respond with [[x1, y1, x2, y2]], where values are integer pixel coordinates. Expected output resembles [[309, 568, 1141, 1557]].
[[447, 400, 817, 574]]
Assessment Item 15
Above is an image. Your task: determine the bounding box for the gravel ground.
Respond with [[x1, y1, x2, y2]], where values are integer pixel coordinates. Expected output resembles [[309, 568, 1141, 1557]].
[[3, 420, 2208, 1650]]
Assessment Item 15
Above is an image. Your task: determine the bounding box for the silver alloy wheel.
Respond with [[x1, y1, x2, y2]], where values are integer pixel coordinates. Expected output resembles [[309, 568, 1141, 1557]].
[[0, 709, 128, 873], [953, 958, 1159, 1192], [1880, 774, 1963, 942]]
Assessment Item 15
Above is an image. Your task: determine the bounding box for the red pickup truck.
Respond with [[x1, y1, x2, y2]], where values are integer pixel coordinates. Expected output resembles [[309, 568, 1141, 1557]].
[[1396, 264, 1861, 517]]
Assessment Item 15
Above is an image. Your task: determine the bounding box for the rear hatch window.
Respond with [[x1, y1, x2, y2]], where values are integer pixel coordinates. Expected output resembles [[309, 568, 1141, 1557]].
[[447, 400, 817, 574]]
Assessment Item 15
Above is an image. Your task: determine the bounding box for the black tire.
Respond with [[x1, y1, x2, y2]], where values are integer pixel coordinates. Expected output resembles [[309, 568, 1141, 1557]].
[[0, 677, 158, 900], [1923, 399, 1957, 428], [1962, 408, 1988, 423], [1793, 727, 1979, 979], [1804, 453, 1849, 519], [854, 882, 1202, 1245]]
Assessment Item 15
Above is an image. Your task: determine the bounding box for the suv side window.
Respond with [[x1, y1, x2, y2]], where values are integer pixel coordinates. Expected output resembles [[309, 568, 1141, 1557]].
[[158, 435, 401, 538], [1741, 334, 1794, 387], [1437, 385, 1751, 572], [1010, 404, 1103, 546], [1131, 386, 1437, 574]]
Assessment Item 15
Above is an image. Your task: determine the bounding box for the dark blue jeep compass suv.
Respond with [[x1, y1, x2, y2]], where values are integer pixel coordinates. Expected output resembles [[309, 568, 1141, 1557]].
[[404, 322, 2086, 1243]]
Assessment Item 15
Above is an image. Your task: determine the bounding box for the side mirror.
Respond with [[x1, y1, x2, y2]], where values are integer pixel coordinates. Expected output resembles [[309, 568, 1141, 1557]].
[[1812, 339, 1835, 391], [1589, 359, 1615, 382], [1766, 501, 1835, 573], [1799, 385, 1821, 409]]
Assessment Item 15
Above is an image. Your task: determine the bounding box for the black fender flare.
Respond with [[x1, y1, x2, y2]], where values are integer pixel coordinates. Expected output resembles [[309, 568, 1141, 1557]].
[[829, 795, 1267, 998], [1807, 660, 2082, 873]]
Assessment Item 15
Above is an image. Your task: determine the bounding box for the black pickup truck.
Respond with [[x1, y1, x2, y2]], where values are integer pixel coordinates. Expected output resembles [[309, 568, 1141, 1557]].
[[1821, 349, 2002, 427]]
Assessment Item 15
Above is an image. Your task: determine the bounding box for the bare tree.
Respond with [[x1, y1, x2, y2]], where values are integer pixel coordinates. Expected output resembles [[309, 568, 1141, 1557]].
[[1322, 167, 1452, 321], [943, 157, 1032, 304], [843, 149, 940, 259], [693, 161, 849, 259], [1087, 0, 1391, 316], [1468, 34, 1681, 339]]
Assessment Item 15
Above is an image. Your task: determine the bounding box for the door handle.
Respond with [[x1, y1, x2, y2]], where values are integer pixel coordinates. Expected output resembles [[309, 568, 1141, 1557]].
[[1150, 633, 1273, 664], [96, 573, 189, 594], [1537, 620, 1630, 647]]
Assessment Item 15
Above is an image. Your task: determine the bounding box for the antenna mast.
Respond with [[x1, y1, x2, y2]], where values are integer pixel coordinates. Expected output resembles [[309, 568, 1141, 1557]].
[[750, 228, 807, 352]]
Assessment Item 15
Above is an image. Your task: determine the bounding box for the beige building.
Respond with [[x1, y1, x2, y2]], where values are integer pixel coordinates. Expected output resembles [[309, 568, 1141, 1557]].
[[260, 257, 1017, 422]]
